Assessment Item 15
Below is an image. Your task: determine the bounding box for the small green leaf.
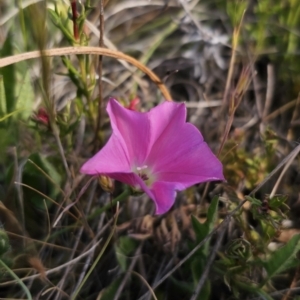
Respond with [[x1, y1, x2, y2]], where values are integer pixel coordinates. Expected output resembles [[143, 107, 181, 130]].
[[245, 195, 262, 206], [0, 33, 15, 113], [269, 195, 288, 209], [48, 8, 75, 43], [169, 276, 194, 294], [98, 278, 122, 300], [191, 196, 219, 255], [206, 196, 219, 229], [0, 76, 7, 117], [22, 153, 62, 210], [0, 109, 24, 122], [47, 8, 60, 25], [197, 280, 211, 300], [191, 256, 211, 300], [15, 69, 34, 120], [262, 234, 300, 283], [255, 290, 274, 300], [115, 236, 137, 272]]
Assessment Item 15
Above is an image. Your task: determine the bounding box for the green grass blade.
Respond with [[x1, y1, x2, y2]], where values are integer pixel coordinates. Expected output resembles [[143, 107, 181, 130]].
[[0, 259, 32, 300]]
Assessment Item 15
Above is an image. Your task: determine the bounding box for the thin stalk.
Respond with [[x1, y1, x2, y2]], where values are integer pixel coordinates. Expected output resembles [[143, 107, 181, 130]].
[[17, 0, 28, 46], [93, 0, 105, 150], [190, 226, 226, 300], [0, 259, 32, 300], [71, 203, 120, 299], [27, 159, 66, 196], [88, 188, 131, 221], [51, 123, 72, 180], [131, 20, 178, 96], [28, 188, 131, 242]]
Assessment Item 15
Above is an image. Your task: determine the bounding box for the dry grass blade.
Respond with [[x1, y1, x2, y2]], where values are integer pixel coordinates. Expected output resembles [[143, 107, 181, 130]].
[[131, 271, 158, 300], [269, 143, 300, 199], [190, 226, 226, 300], [113, 245, 142, 300], [94, 0, 105, 150], [0, 238, 103, 287], [0, 259, 32, 300], [250, 143, 300, 196], [0, 47, 171, 100], [71, 202, 120, 299]]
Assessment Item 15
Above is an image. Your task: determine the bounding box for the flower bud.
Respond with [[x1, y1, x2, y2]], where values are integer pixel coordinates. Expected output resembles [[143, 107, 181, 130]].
[[32, 108, 50, 126], [98, 175, 114, 193], [127, 97, 140, 111]]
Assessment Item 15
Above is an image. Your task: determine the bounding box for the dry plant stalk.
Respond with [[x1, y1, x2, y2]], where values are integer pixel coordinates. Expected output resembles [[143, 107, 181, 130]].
[[91, 0, 106, 150], [0, 46, 172, 100]]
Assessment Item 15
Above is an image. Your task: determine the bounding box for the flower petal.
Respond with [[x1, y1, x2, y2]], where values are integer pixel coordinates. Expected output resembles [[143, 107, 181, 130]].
[[149, 181, 177, 214], [146, 104, 200, 171], [147, 101, 190, 150], [80, 134, 131, 175], [111, 173, 151, 190], [145, 104, 223, 186], [118, 174, 175, 214], [107, 98, 150, 166], [155, 141, 224, 188]]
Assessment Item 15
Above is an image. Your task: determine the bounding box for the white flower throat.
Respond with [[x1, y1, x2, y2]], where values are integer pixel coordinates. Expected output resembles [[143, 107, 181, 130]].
[[135, 165, 155, 186]]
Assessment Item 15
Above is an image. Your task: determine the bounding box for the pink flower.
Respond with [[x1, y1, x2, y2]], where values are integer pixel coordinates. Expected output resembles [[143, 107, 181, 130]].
[[81, 98, 224, 214]]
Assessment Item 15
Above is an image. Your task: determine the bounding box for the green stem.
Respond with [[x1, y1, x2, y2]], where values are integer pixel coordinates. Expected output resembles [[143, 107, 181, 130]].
[[17, 0, 28, 47], [0, 259, 32, 300], [51, 123, 71, 180], [71, 203, 120, 299], [88, 188, 131, 221]]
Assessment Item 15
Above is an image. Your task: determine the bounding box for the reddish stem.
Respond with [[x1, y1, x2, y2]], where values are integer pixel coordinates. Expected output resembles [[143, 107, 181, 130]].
[[70, 0, 79, 40]]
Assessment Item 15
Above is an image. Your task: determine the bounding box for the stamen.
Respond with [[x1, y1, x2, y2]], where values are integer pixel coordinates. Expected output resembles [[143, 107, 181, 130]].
[[136, 165, 148, 171], [136, 165, 150, 181], [140, 174, 149, 181], [135, 165, 153, 183]]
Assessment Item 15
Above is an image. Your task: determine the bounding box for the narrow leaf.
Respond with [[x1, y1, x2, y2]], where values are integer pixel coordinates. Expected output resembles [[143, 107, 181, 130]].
[[115, 236, 137, 272], [191, 196, 219, 255], [0, 33, 15, 113], [262, 234, 300, 281], [15, 69, 34, 120], [0, 76, 7, 117]]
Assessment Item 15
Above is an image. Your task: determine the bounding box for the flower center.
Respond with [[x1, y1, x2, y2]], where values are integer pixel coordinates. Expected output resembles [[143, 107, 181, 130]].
[[135, 165, 154, 186], [136, 165, 149, 180]]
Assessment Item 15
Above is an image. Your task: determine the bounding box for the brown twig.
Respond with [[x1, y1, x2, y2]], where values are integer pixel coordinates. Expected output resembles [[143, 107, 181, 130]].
[[70, 0, 79, 40], [218, 66, 253, 156], [222, 10, 245, 106], [281, 266, 300, 300], [263, 98, 298, 122], [263, 63, 276, 119], [94, 0, 105, 151], [287, 92, 300, 141]]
